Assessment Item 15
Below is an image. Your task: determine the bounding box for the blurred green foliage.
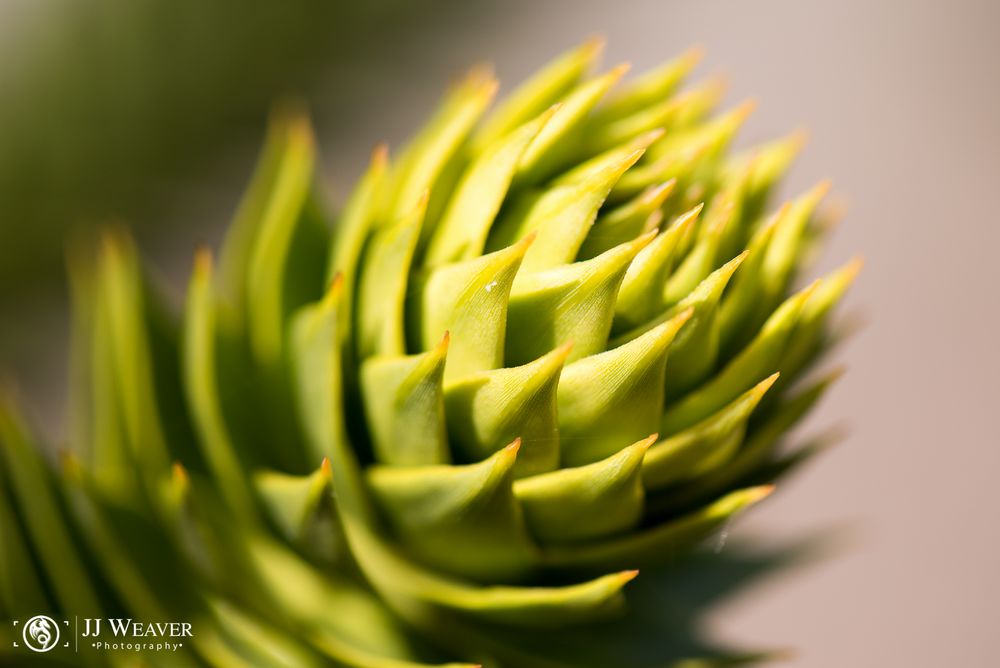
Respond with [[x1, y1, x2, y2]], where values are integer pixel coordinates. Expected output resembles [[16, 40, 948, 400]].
[[0, 0, 427, 304]]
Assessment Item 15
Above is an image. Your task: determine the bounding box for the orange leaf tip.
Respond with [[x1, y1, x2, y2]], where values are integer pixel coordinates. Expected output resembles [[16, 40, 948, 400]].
[[172, 461, 189, 488], [371, 142, 389, 167], [748, 485, 776, 503], [582, 34, 607, 60], [754, 372, 781, 397], [682, 44, 705, 66], [194, 246, 213, 276], [733, 98, 758, 121], [609, 62, 633, 80], [636, 127, 667, 147], [416, 188, 431, 209], [788, 127, 810, 150], [322, 273, 345, 307], [637, 434, 658, 451], [552, 341, 575, 364], [512, 230, 538, 255], [809, 179, 833, 202], [436, 330, 451, 352], [845, 256, 865, 280], [642, 179, 677, 206], [634, 228, 659, 249]]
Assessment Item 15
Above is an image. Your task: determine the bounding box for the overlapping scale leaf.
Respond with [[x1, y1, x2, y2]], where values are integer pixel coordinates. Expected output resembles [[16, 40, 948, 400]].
[[514, 63, 631, 185], [662, 281, 819, 434], [367, 442, 536, 582], [410, 236, 531, 381], [243, 108, 327, 370], [444, 345, 569, 477], [357, 196, 426, 359], [361, 336, 450, 467], [591, 46, 703, 122], [541, 486, 775, 573], [718, 181, 831, 355], [425, 108, 556, 266], [183, 250, 258, 520], [644, 374, 778, 490], [514, 435, 654, 543], [506, 232, 655, 365], [577, 179, 675, 260], [253, 459, 344, 563], [388, 66, 498, 233], [611, 203, 702, 332], [487, 137, 649, 272], [558, 309, 692, 466], [473, 37, 603, 153]]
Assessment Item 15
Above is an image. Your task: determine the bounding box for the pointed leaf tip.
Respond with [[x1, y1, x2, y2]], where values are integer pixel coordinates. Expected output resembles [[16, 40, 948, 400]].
[[517, 230, 538, 251], [789, 127, 810, 149], [734, 97, 758, 121], [371, 142, 389, 167], [193, 246, 213, 275], [662, 276, 814, 434], [361, 344, 450, 467], [510, 60, 637, 185], [681, 43, 705, 66], [642, 179, 676, 206], [674, 306, 696, 329], [514, 435, 653, 543], [416, 235, 533, 379], [809, 178, 833, 202], [846, 255, 865, 278], [171, 462, 190, 492], [458, 62, 499, 91], [756, 372, 781, 395], [702, 72, 730, 97], [609, 62, 632, 79], [801, 277, 823, 301], [325, 271, 345, 297], [416, 188, 431, 208], [582, 34, 607, 58], [635, 127, 667, 147], [634, 227, 660, 248], [555, 340, 575, 361]]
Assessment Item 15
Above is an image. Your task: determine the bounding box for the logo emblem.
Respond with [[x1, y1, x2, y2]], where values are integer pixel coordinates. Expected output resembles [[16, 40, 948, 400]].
[[22, 615, 60, 652]]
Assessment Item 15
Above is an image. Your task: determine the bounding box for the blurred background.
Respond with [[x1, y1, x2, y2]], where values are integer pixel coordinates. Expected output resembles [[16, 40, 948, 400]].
[[1, 0, 997, 665]]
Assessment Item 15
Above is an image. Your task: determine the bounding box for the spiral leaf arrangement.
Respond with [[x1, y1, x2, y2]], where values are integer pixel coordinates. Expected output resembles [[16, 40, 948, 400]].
[[0, 39, 858, 667]]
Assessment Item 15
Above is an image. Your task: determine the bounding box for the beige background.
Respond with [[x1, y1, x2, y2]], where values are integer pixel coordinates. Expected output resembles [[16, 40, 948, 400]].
[[4, 0, 999, 665]]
